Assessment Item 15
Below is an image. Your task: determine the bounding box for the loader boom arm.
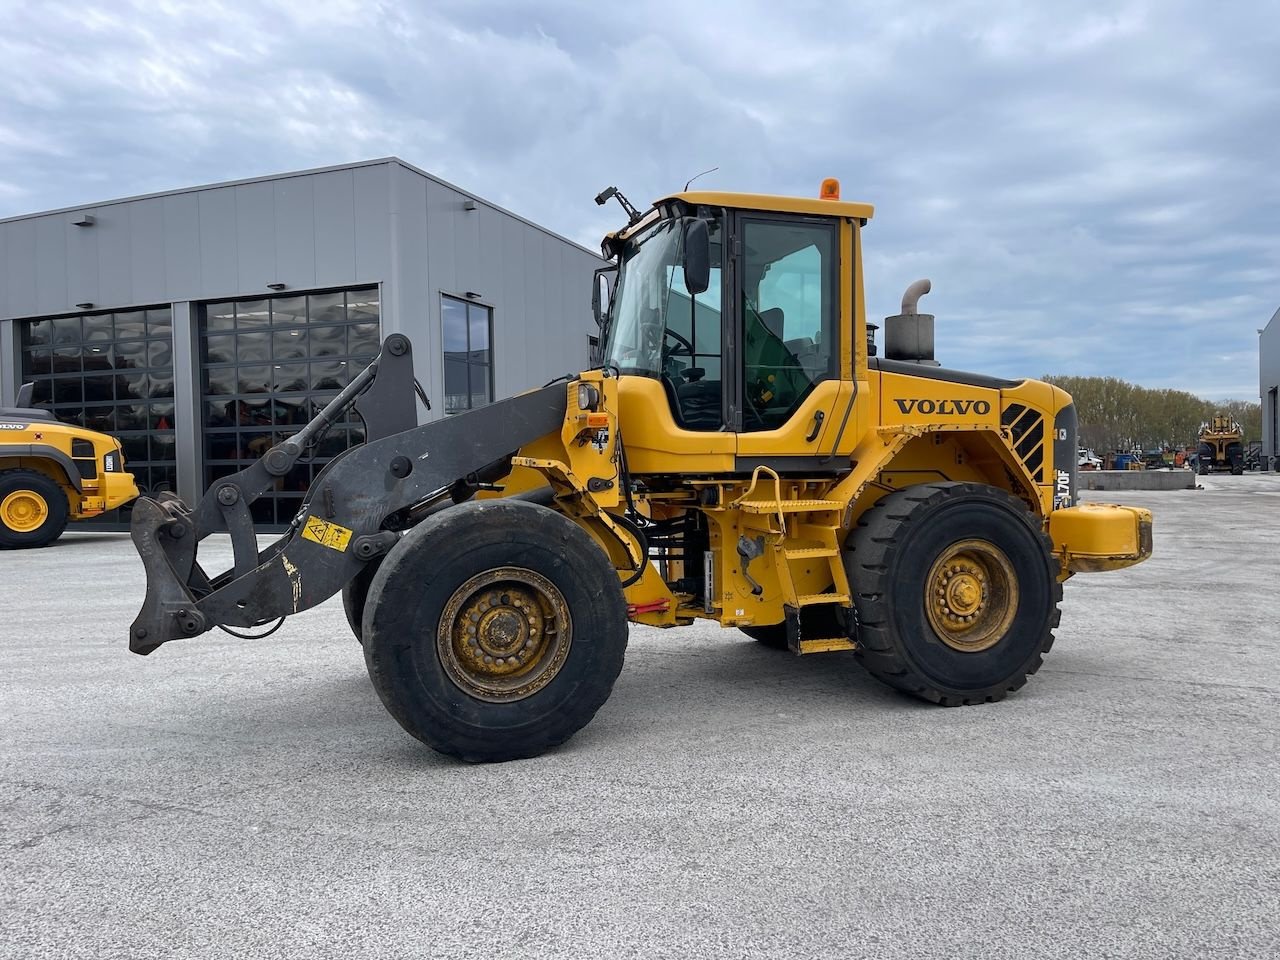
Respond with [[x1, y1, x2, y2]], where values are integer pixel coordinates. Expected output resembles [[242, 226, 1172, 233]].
[[128, 336, 567, 654]]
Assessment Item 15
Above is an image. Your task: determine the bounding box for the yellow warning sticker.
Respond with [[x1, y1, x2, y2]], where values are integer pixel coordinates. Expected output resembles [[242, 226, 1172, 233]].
[[301, 517, 354, 552]]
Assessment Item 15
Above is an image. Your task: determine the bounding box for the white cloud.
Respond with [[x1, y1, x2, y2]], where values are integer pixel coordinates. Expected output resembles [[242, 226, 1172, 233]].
[[0, 0, 1277, 398]]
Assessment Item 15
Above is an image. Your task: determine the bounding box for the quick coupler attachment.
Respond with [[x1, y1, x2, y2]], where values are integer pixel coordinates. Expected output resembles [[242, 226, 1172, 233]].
[[128, 496, 208, 654]]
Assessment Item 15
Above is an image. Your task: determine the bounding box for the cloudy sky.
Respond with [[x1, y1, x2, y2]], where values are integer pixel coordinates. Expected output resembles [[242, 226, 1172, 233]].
[[2, 0, 1276, 400]]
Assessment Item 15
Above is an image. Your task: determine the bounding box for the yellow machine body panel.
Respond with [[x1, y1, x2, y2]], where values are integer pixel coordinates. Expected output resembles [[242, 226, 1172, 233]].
[[1049, 503, 1153, 574], [614, 377, 735, 474]]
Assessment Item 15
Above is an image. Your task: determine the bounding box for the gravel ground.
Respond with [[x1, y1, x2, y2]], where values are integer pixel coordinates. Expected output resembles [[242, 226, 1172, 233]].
[[2, 474, 1277, 959]]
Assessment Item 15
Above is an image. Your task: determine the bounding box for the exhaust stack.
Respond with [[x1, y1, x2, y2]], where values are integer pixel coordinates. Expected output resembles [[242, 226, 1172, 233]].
[[883, 278, 939, 366]]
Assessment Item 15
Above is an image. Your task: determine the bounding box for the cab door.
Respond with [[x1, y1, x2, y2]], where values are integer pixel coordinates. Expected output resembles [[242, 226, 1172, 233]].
[[732, 214, 850, 467]]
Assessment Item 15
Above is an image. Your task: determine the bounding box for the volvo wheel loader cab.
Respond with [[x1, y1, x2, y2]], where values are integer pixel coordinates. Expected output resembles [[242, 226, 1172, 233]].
[[1, 383, 139, 548], [125, 181, 1153, 762]]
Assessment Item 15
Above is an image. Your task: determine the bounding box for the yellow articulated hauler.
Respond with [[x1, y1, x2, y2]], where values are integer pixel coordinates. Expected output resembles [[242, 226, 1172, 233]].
[[126, 181, 1152, 762], [1, 383, 139, 548]]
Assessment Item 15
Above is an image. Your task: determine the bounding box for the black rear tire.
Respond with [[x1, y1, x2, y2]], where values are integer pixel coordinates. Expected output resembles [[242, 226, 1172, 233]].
[[0, 468, 70, 549], [846, 482, 1060, 706], [362, 499, 628, 762]]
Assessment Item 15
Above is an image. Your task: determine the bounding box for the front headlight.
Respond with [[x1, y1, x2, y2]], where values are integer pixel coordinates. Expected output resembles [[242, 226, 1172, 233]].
[[577, 382, 601, 411]]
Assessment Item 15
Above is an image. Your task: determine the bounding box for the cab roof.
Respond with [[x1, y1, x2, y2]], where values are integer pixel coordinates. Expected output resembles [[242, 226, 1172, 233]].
[[605, 190, 875, 248], [659, 190, 875, 222]]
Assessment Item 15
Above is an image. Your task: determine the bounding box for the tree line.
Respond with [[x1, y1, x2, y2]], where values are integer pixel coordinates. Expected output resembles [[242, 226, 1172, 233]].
[[1041, 375, 1261, 453]]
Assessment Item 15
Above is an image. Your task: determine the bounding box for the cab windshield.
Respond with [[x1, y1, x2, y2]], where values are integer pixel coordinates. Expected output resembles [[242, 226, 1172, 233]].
[[603, 215, 723, 382]]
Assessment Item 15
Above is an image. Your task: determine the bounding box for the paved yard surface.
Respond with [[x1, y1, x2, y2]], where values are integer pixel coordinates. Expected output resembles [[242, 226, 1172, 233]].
[[2, 475, 1277, 959]]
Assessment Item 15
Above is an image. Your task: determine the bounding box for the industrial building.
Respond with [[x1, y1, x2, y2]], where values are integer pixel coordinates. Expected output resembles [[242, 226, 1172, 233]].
[[0, 158, 603, 525], [1261, 306, 1280, 470]]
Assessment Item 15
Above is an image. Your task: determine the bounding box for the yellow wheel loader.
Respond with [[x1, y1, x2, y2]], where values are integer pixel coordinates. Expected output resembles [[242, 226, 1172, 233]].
[[1, 384, 139, 548], [126, 181, 1152, 762], [1196, 415, 1244, 475]]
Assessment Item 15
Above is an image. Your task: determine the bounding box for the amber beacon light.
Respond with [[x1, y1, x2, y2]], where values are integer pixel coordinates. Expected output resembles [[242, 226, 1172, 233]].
[[819, 178, 841, 200]]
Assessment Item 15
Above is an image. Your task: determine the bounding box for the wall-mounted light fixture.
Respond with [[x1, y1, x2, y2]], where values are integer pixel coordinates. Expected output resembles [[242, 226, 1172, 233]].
[[267, 282, 287, 291], [72, 214, 95, 227], [75, 302, 94, 309], [463, 199, 477, 211], [464, 291, 482, 300]]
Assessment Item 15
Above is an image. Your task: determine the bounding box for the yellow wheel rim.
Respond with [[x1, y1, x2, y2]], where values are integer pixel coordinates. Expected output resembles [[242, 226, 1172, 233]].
[[437, 566, 573, 703], [1, 489, 49, 533], [925, 539, 1019, 653]]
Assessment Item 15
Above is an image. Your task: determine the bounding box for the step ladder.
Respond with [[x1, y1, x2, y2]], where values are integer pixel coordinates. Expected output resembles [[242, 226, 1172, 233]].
[[737, 494, 857, 655]]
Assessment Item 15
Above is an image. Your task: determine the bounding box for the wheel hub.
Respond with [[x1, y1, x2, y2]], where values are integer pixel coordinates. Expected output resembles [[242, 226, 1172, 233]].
[[1, 490, 48, 533], [439, 567, 572, 702], [925, 539, 1018, 653]]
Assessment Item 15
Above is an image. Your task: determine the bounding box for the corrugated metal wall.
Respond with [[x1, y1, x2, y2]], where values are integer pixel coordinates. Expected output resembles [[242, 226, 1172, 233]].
[[0, 158, 602, 413]]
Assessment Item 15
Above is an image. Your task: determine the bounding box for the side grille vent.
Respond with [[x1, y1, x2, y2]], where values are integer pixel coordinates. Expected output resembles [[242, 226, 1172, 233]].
[[1001, 403, 1046, 482]]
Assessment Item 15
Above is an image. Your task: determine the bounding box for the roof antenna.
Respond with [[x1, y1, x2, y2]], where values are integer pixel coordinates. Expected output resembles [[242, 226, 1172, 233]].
[[684, 166, 719, 191]]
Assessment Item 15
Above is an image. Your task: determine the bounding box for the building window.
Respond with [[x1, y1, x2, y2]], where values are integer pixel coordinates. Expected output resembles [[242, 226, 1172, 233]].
[[18, 307, 176, 525], [199, 287, 380, 528], [442, 295, 492, 414]]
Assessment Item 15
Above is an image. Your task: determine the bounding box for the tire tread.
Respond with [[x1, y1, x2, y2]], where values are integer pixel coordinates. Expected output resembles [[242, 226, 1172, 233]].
[[847, 482, 1061, 706]]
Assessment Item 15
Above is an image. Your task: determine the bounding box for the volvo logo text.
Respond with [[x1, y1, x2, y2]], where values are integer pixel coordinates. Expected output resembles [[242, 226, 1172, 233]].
[[893, 398, 991, 416]]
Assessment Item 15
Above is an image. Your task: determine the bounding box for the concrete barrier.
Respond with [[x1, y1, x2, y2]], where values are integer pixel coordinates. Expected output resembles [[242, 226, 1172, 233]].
[[1079, 469, 1196, 491]]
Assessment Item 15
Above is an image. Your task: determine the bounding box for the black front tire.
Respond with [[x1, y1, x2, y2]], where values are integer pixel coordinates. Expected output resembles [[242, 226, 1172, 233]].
[[0, 468, 70, 549], [847, 482, 1060, 706], [362, 499, 629, 762], [341, 557, 383, 643]]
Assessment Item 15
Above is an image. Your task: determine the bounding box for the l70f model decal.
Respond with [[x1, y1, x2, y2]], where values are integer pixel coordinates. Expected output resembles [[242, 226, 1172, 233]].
[[893, 398, 992, 416], [1055, 470, 1073, 509]]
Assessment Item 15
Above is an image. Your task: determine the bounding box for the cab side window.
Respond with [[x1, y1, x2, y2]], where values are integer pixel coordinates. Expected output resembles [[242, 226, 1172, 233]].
[[741, 220, 837, 432]]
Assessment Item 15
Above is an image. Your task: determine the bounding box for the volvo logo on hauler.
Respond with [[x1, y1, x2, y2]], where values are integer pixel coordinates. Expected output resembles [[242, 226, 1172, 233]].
[[894, 398, 991, 416]]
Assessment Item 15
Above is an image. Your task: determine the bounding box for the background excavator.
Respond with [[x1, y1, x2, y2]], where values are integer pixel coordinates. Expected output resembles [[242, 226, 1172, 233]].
[[126, 180, 1153, 762]]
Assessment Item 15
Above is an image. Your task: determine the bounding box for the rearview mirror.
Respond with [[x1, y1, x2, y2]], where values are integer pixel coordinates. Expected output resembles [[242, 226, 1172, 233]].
[[682, 218, 710, 296], [15, 382, 34, 407], [591, 267, 614, 328]]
